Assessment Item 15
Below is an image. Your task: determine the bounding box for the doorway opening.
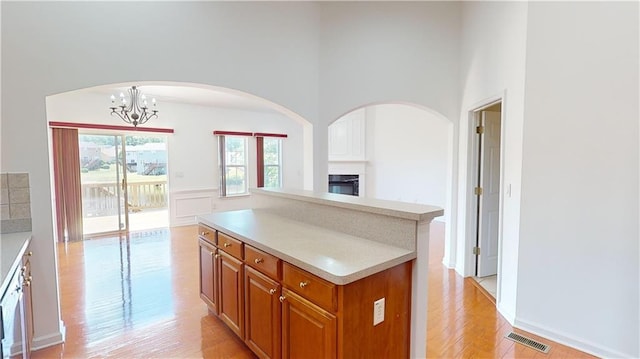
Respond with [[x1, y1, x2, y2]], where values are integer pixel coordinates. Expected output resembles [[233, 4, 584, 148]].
[[80, 132, 169, 237], [469, 100, 503, 301]]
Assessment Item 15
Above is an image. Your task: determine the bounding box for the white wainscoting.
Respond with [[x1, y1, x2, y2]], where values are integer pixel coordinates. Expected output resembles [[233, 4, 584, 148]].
[[170, 188, 258, 227], [170, 188, 218, 227]]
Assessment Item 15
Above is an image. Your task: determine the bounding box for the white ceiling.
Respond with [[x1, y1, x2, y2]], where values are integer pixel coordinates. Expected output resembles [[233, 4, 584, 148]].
[[91, 84, 279, 114]]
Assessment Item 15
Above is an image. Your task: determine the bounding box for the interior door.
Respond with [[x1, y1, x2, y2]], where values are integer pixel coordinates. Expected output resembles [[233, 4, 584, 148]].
[[79, 134, 129, 236], [477, 111, 501, 277]]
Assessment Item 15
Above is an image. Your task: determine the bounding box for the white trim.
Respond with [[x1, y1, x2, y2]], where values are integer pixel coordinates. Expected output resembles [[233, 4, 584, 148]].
[[514, 317, 631, 359], [497, 301, 515, 325], [462, 92, 506, 287], [170, 187, 217, 195], [410, 221, 431, 359], [31, 321, 65, 351]]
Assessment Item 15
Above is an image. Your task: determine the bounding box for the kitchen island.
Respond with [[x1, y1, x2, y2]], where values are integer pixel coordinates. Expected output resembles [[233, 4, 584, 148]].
[[198, 188, 443, 358]]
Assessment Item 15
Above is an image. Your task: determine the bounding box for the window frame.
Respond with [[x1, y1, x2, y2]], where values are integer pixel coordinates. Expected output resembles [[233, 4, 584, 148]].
[[256, 133, 287, 188], [216, 132, 251, 197]]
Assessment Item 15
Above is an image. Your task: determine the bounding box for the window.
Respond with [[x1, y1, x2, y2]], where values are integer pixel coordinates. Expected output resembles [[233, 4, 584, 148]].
[[218, 135, 248, 196], [259, 137, 282, 188]]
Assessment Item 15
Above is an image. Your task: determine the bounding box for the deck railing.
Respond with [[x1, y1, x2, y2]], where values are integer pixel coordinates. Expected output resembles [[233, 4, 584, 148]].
[[81, 181, 167, 216]]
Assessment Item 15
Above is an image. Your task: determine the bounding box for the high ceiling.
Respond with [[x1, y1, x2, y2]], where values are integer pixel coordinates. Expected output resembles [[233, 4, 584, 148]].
[[90, 84, 279, 114]]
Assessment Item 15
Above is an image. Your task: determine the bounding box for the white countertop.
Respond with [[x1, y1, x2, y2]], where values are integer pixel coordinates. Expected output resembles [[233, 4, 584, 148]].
[[1, 231, 31, 297], [198, 209, 415, 285], [251, 188, 444, 222]]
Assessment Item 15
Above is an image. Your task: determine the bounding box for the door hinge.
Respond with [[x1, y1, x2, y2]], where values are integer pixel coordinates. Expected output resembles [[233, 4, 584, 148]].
[[474, 187, 483, 196], [473, 247, 480, 256], [476, 126, 484, 134]]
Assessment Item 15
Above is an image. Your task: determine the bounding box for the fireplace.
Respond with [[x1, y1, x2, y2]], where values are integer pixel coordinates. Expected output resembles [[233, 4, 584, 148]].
[[328, 174, 359, 196]]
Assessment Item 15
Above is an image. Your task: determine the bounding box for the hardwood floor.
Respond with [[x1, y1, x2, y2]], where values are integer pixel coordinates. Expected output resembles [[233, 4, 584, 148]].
[[32, 223, 596, 358], [33, 227, 255, 359], [425, 223, 596, 359]]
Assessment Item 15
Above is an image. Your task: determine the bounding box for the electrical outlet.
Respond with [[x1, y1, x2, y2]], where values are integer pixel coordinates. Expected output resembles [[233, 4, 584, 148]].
[[373, 298, 385, 326]]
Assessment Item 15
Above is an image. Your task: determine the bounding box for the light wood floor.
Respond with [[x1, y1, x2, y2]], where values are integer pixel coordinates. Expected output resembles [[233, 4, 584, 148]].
[[32, 223, 596, 358]]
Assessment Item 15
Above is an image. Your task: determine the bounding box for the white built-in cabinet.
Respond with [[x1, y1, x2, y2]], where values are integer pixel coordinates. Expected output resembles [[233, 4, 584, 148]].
[[328, 108, 366, 162]]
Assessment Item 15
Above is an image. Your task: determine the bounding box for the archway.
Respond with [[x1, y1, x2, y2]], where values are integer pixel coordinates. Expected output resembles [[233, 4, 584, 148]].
[[46, 81, 314, 236], [327, 101, 454, 233]]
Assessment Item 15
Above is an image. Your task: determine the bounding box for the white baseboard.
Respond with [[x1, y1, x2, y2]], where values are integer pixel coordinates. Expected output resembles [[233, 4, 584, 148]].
[[31, 320, 66, 351], [496, 302, 515, 325], [441, 257, 456, 269], [514, 316, 632, 358]]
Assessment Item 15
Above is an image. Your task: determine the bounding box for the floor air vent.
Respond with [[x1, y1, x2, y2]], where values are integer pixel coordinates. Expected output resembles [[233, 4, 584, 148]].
[[505, 332, 550, 353]]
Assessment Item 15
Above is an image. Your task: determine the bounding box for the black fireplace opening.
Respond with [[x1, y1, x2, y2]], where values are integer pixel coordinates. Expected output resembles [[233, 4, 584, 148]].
[[328, 174, 359, 196]]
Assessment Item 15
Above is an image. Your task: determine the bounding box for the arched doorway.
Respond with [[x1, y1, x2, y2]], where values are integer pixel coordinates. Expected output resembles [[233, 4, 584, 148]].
[[47, 81, 314, 240]]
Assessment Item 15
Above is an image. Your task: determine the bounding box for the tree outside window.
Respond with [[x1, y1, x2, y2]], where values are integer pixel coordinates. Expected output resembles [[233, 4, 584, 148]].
[[219, 135, 248, 196], [263, 138, 281, 188]]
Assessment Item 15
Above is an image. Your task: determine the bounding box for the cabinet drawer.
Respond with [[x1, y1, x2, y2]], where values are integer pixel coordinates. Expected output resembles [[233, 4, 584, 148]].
[[283, 263, 337, 313], [218, 232, 244, 260], [245, 245, 281, 280], [198, 225, 216, 245]]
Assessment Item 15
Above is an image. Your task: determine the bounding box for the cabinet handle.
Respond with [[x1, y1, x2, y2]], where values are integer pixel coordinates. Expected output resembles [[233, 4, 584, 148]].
[[269, 289, 276, 295], [209, 251, 214, 256], [279, 295, 286, 303], [254, 258, 264, 264], [201, 231, 209, 236], [223, 243, 231, 248], [214, 254, 220, 259], [27, 251, 33, 257], [299, 281, 309, 288]]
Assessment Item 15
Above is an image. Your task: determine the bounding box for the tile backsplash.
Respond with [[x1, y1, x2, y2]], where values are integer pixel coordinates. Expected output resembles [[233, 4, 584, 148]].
[[1, 173, 32, 233]]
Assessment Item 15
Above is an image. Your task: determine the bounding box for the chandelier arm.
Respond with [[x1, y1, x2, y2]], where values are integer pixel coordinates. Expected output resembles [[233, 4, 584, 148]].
[[111, 110, 133, 124], [138, 112, 158, 125]]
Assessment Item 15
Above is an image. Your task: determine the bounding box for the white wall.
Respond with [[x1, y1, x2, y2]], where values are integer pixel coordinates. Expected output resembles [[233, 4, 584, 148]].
[[4, 2, 638, 357], [517, 2, 639, 357], [318, 2, 461, 190], [46, 90, 305, 225], [364, 104, 450, 211], [457, 1, 529, 323], [318, 1, 461, 273], [2, 1, 321, 348], [2, 2, 463, 349]]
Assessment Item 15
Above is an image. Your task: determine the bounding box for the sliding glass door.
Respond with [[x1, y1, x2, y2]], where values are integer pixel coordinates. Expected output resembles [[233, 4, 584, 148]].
[[79, 133, 169, 237], [79, 134, 128, 236]]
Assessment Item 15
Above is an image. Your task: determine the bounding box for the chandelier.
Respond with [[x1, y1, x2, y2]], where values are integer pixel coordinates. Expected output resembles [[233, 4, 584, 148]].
[[109, 86, 158, 127]]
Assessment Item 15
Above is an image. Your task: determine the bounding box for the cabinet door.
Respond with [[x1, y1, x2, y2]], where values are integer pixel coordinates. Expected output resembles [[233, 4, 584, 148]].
[[218, 250, 244, 338], [281, 289, 336, 359], [20, 254, 33, 358], [199, 239, 218, 314], [1, 270, 22, 359], [244, 266, 281, 359]]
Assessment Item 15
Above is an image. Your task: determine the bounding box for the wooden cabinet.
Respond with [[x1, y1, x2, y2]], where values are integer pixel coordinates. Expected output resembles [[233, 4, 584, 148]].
[[218, 250, 244, 338], [281, 288, 336, 359], [282, 264, 336, 313], [198, 238, 218, 314], [244, 266, 281, 359], [198, 225, 411, 359]]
